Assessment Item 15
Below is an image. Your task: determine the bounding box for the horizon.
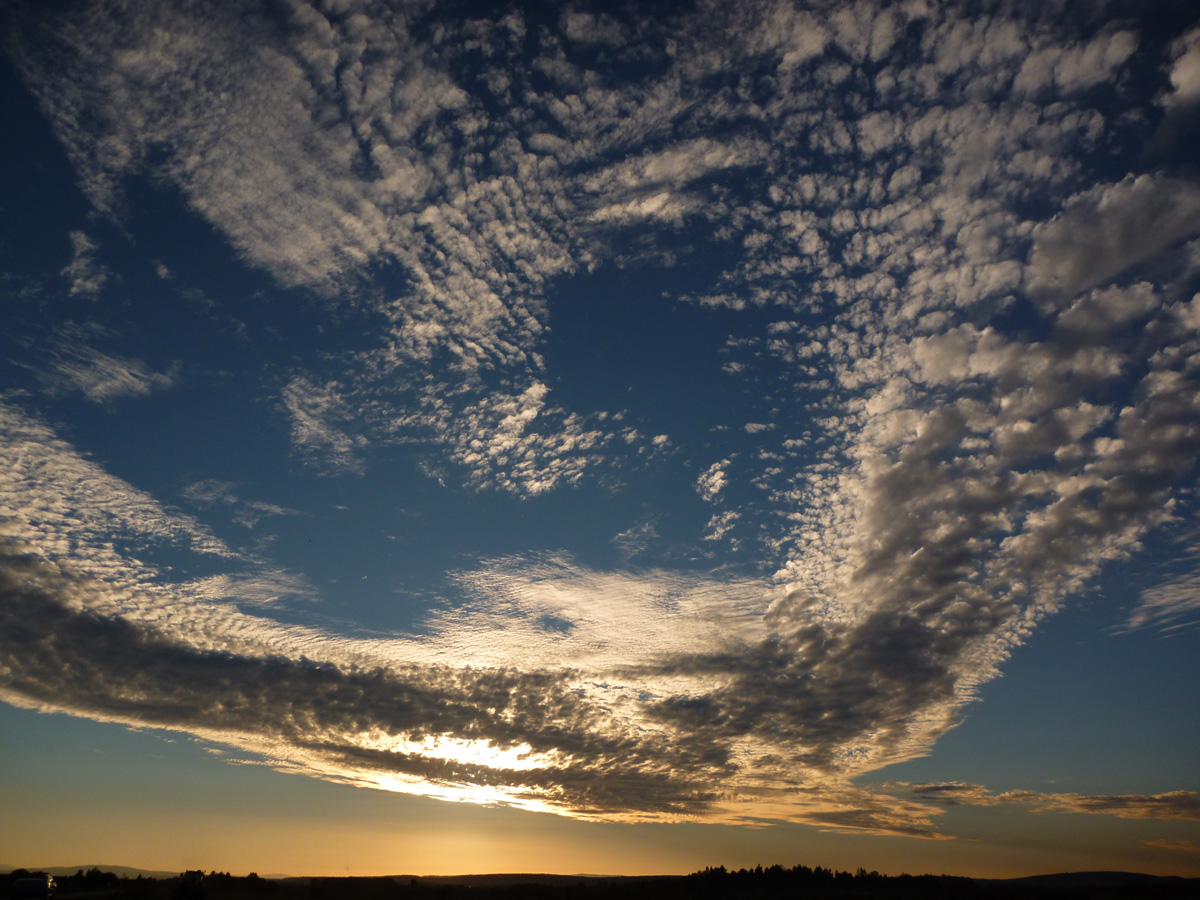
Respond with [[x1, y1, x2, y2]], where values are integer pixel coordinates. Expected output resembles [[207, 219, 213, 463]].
[[1, 0, 1199, 883], [6, 862, 1198, 882], [8, 865, 1200, 900]]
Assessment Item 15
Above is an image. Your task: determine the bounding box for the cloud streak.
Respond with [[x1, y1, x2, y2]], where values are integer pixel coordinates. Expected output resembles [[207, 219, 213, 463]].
[[44, 344, 175, 403], [890, 782, 1200, 822]]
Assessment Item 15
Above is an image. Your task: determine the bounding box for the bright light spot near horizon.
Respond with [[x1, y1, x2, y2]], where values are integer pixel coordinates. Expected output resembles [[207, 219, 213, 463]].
[[359, 730, 557, 772], [360, 770, 563, 816]]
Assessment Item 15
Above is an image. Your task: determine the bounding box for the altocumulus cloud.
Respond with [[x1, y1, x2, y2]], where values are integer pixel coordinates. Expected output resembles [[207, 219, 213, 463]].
[[3, 0, 1200, 835], [887, 782, 1200, 822]]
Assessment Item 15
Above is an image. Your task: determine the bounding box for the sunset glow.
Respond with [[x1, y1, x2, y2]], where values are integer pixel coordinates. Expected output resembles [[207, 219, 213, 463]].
[[1, 0, 1199, 881]]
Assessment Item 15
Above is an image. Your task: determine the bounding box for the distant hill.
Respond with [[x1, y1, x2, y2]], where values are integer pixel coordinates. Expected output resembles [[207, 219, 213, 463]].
[[2, 866, 179, 880], [996, 871, 1194, 888], [392, 874, 666, 887], [274, 874, 665, 890]]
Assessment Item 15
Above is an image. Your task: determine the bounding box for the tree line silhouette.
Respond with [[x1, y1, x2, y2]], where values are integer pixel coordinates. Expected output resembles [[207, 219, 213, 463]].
[[5, 864, 1197, 900]]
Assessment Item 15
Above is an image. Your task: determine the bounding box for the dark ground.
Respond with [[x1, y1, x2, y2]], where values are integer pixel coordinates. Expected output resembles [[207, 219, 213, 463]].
[[4, 865, 1198, 900]]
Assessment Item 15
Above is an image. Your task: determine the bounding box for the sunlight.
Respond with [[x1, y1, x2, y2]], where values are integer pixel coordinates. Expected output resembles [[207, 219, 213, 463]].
[[360, 770, 563, 816], [357, 730, 557, 772]]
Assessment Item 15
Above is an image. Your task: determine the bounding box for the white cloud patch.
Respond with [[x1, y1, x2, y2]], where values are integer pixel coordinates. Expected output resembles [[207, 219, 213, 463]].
[[696, 459, 730, 502], [182, 479, 299, 529], [704, 510, 740, 544], [1027, 175, 1200, 303], [60, 230, 109, 297], [562, 11, 627, 47], [0, 402, 230, 565], [1012, 30, 1137, 97], [1122, 545, 1200, 634], [180, 569, 317, 607], [889, 782, 1200, 822], [612, 518, 659, 560], [41, 339, 175, 403], [428, 554, 770, 673], [281, 376, 366, 476], [388, 379, 619, 495], [1164, 27, 1200, 107]]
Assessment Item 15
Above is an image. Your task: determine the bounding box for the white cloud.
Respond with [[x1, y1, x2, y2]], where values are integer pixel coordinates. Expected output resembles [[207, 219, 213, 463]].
[[562, 11, 627, 47], [704, 510, 740, 543], [612, 518, 659, 560], [1164, 27, 1200, 107], [891, 782, 1200, 822], [0, 401, 230, 570], [1013, 30, 1137, 96], [60, 230, 109, 296], [41, 337, 175, 403], [1027, 175, 1200, 303], [1122, 553, 1200, 634], [281, 376, 366, 475], [388, 379, 618, 496], [182, 479, 299, 529], [180, 569, 316, 607], [696, 460, 730, 502], [589, 191, 694, 224], [429, 554, 770, 673]]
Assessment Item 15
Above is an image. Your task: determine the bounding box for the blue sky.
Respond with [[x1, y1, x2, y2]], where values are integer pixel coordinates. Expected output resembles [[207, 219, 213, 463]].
[[2, 0, 1200, 879]]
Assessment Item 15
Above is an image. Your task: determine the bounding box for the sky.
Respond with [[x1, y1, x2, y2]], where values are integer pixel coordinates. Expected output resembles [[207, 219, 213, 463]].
[[1, 0, 1200, 881]]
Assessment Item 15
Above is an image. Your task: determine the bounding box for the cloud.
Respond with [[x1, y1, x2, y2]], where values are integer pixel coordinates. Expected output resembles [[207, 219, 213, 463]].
[[582, 138, 758, 225], [1012, 30, 1137, 97], [562, 11, 628, 48], [41, 341, 175, 403], [384, 379, 628, 496], [181, 479, 298, 529], [611, 518, 659, 561], [696, 460, 730, 502], [0, 405, 944, 829], [704, 510, 740, 544], [10, 0, 448, 289], [890, 782, 1200, 822], [428, 554, 770, 673], [1144, 838, 1200, 854], [2, 0, 710, 496], [4, 0, 1200, 834], [0, 534, 949, 832], [1026, 175, 1200, 302], [1147, 27, 1200, 157], [0, 401, 230, 571], [1164, 28, 1200, 108], [1122, 548, 1200, 634], [0, 531, 750, 821], [281, 376, 366, 476], [179, 570, 316, 608], [0, 404, 757, 822], [60, 230, 109, 297]]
